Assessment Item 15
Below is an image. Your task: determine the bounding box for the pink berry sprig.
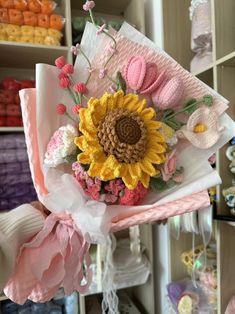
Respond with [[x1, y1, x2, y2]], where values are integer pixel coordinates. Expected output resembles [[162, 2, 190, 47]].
[[56, 103, 77, 123]]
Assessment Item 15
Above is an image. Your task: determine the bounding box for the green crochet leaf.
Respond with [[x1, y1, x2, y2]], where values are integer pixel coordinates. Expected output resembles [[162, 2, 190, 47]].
[[203, 95, 213, 106]]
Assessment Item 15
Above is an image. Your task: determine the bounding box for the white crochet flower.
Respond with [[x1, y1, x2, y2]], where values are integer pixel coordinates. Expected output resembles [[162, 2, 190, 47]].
[[44, 124, 78, 167]]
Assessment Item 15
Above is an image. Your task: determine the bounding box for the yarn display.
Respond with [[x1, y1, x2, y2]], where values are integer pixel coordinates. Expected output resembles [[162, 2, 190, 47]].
[[0, 0, 65, 45], [0, 76, 35, 127], [0, 133, 37, 210]]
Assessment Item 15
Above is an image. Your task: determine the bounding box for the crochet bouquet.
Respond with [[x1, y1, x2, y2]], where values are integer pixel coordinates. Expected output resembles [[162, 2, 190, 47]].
[[3, 0, 235, 306]]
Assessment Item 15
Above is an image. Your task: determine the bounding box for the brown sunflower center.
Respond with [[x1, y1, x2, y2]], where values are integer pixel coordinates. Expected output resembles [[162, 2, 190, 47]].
[[115, 116, 141, 144], [97, 109, 147, 164]]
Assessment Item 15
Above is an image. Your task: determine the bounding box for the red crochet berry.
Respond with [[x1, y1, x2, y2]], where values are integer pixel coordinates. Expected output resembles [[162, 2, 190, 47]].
[[62, 64, 74, 74], [55, 56, 66, 69], [60, 77, 71, 89], [72, 104, 82, 114], [58, 72, 68, 80], [73, 82, 88, 94], [56, 103, 67, 115]]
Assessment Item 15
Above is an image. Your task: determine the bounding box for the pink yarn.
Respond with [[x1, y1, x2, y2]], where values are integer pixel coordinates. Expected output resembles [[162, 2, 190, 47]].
[[55, 56, 66, 69], [62, 64, 74, 74], [4, 214, 92, 304], [73, 83, 88, 94], [124, 56, 165, 94], [72, 104, 82, 114], [45, 129, 64, 163], [56, 103, 67, 115], [119, 182, 148, 205], [152, 77, 184, 110], [83, 1, 95, 11], [99, 68, 107, 79], [173, 174, 184, 183], [58, 72, 68, 80], [59, 77, 71, 89], [105, 179, 125, 196], [161, 149, 177, 182], [96, 24, 106, 35]]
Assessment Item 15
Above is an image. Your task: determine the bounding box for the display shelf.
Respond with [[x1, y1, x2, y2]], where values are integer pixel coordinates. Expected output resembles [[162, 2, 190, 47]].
[[214, 0, 235, 60], [0, 42, 70, 68], [0, 127, 24, 132], [162, 1, 235, 313]]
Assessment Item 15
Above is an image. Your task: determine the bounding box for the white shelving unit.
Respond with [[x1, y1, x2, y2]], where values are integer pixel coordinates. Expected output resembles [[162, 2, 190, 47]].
[[0, 1, 156, 313]]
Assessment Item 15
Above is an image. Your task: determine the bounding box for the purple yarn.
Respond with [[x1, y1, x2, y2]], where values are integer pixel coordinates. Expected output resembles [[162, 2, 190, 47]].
[[167, 281, 187, 308], [0, 173, 33, 185], [0, 183, 34, 197], [0, 149, 28, 163], [0, 134, 26, 149], [0, 161, 31, 175]]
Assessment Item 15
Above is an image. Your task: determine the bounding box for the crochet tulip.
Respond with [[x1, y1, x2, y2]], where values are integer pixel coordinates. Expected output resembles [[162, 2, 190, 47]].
[[83, 1, 95, 11], [72, 104, 82, 114], [152, 77, 184, 110], [59, 77, 71, 89], [56, 103, 67, 115], [124, 55, 165, 94]]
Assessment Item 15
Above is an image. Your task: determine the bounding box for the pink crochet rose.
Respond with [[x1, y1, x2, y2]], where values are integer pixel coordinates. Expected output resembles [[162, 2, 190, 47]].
[[4, 214, 92, 304], [161, 149, 177, 181]]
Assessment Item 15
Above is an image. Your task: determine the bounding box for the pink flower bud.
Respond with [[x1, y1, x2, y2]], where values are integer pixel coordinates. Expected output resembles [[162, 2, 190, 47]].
[[56, 103, 67, 115], [58, 72, 68, 80], [73, 82, 88, 94], [83, 1, 95, 11], [62, 64, 74, 74], [99, 68, 107, 79], [55, 56, 66, 69], [96, 24, 106, 35], [59, 77, 71, 89], [72, 104, 82, 114]]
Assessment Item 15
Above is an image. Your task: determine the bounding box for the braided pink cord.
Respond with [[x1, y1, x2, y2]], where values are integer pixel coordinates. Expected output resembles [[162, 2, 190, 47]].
[[88, 33, 228, 115], [111, 190, 210, 232]]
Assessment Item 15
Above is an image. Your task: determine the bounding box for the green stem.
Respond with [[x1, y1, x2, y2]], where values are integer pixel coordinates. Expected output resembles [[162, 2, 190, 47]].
[[89, 9, 96, 25], [65, 112, 77, 124], [164, 99, 203, 121], [79, 48, 92, 85], [68, 87, 77, 104]]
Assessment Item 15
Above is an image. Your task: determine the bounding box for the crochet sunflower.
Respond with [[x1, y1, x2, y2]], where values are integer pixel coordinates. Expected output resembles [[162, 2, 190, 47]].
[[74, 91, 166, 189]]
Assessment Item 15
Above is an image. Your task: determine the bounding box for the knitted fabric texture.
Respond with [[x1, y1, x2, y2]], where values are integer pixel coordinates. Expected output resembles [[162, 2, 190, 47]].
[[97, 108, 147, 164], [0, 204, 44, 291]]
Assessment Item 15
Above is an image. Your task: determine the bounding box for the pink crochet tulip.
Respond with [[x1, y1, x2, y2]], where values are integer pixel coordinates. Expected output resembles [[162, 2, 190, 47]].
[[152, 77, 184, 110], [124, 56, 165, 94], [55, 56, 66, 69], [4, 214, 92, 304]]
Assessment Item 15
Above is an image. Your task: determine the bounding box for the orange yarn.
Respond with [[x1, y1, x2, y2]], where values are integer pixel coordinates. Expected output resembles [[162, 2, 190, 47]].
[[50, 14, 63, 31], [41, 0, 55, 14], [9, 9, 23, 25], [13, 0, 28, 11], [0, 8, 9, 23], [28, 0, 41, 13], [0, 0, 14, 9], [37, 13, 49, 28], [23, 10, 37, 26]]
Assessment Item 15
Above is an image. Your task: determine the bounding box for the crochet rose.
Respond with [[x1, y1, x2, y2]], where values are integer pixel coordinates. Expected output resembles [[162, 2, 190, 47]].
[[4, 214, 92, 304], [161, 149, 177, 181]]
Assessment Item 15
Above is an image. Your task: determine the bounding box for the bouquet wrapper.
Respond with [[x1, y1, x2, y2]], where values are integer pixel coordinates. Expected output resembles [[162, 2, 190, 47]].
[[4, 22, 235, 304], [20, 23, 235, 239]]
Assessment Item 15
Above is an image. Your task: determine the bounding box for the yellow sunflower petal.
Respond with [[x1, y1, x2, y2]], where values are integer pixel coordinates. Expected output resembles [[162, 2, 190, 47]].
[[140, 158, 157, 176], [140, 107, 156, 122], [100, 93, 116, 111], [88, 162, 103, 177], [128, 163, 142, 178], [79, 108, 97, 136], [144, 149, 164, 164], [114, 163, 127, 178], [100, 155, 119, 181], [77, 152, 91, 164], [140, 172, 150, 188], [113, 90, 124, 108], [148, 131, 166, 143], [146, 120, 162, 130], [122, 171, 138, 189], [90, 99, 107, 126], [135, 99, 147, 114], [123, 94, 139, 111], [74, 136, 86, 151]]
